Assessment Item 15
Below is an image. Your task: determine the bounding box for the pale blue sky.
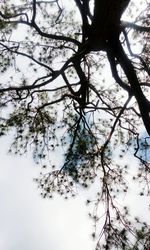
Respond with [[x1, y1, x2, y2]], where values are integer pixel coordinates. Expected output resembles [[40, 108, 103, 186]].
[[0, 137, 95, 250], [0, 1, 149, 249]]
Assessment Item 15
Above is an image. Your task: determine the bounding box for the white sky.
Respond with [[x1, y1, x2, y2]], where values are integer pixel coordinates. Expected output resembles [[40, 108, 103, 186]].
[[0, 134, 149, 250], [0, 1, 149, 249], [0, 136, 95, 250]]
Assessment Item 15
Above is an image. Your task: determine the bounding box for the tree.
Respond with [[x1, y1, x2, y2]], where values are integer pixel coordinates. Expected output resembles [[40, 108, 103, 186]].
[[0, 0, 150, 249]]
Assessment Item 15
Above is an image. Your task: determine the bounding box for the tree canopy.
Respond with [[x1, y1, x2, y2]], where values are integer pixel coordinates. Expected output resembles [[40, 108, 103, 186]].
[[0, 0, 150, 249]]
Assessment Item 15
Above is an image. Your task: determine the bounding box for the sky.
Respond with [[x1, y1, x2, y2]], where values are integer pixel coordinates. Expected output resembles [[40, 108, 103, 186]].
[[0, 2, 95, 248], [0, 1, 149, 250], [0, 134, 149, 250], [0, 136, 95, 250]]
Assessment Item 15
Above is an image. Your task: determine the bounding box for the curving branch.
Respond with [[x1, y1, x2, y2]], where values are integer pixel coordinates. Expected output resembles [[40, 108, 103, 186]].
[[74, 0, 91, 42], [122, 21, 150, 33], [0, 10, 80, 46], [108, 39, 150, 136], [122, 29, 150, 76]]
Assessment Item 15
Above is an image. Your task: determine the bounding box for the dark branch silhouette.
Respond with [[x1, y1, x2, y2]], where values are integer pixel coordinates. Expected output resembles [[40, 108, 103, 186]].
[[0, 0, 150, 249]]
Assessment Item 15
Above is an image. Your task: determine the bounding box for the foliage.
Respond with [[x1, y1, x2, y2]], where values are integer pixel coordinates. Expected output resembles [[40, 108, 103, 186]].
[[0, 0, 150, 249]]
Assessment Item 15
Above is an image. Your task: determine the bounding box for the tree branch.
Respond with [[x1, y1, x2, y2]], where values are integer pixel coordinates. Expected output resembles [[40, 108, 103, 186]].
[[108, 39, 150, 135], [122, 21, 150, 33]]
